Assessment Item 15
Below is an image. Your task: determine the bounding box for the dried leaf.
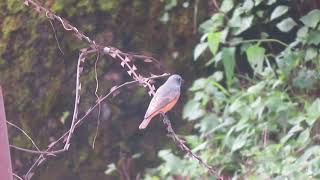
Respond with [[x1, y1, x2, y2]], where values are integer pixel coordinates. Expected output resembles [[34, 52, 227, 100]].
[[103, 47, 111, 54], [132, 65, 137, 71], [127, 70, 133, 76], [148, 90, 153, 96], [125, 56, 131, 62], [144, 59, 152, 62], [24, 1, 29, 6]]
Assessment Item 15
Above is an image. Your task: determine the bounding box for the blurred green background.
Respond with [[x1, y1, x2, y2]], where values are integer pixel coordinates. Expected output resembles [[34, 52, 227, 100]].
[[1, 0, 320, 179]]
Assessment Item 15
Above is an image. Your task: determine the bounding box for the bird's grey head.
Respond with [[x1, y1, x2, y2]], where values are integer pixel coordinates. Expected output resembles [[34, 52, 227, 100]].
[[166, 74, 183, 87]]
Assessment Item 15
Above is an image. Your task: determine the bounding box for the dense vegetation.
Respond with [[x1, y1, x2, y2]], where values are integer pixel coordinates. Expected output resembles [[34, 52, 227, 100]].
[[147, 0, 320, 179], [0, 0, 319, 179]]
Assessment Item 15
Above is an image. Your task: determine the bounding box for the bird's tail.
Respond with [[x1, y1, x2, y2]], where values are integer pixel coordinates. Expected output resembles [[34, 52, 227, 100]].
[[139, 117, 152, 129]]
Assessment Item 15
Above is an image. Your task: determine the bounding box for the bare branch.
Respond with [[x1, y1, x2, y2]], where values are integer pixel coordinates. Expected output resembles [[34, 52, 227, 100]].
[[22, 73, 169, 178]]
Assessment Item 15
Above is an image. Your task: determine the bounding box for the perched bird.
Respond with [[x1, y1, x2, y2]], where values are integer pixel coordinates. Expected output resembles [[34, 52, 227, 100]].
[[139, 74, 183, 129]]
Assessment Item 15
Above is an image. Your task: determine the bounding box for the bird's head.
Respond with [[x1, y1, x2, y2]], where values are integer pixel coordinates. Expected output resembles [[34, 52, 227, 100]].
[[167, 74, 183, 87]]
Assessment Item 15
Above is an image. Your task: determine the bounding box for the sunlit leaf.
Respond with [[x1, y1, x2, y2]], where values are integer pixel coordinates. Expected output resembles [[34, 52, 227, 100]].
[[306, 98, 320, 126], [189, 78, 207, 91], [296, 128, 310, 147], [229, 14, 254, 35], [300, 9, 320, 28], [245, 44, 266, 74], [270, 5, 289, 20], [305, 47, 318, 61], [308, 30, 320, 45], [195, 113, 219, 134], [221, 47, 236, 87], [207, 31, 221, 56], [242, 0, 254, 12], [193, 43, 208, 61], [267, 0, 276, 5], [292, 69, 318, 90], [276, 17, 297, 32], [183, 100, 205, 120], [220, 0, 234, 13]]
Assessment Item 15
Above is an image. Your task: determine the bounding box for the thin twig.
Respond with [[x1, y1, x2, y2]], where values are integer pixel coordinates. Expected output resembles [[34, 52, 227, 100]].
[[48, 19, 64, 55], [63, 48, 95, 150], [92, 51, 101, 149], [12, 172, 23, 180], [22, 0, 95, 45], [9, 145, 56, 156], [6, 121, 40, 152], [161, 113, 220, 179]]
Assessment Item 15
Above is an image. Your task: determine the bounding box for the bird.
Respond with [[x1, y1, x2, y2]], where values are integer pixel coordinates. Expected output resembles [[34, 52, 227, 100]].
[[139, 74, 183, 129]]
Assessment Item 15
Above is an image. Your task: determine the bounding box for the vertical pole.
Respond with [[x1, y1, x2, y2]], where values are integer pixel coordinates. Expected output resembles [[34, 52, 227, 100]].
[[0, 87, 13, 180]]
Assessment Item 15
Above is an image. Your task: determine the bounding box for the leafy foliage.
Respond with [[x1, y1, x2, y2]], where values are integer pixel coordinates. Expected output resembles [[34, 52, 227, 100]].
[[147, 0, 320, 179]]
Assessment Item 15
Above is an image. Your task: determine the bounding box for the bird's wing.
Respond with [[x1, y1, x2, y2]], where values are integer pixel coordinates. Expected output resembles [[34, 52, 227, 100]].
[[144, 85, 179, 119]]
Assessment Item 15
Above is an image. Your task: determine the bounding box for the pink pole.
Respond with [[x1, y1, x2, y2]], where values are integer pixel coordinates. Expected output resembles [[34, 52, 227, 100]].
[[0, 87, 13, 180]]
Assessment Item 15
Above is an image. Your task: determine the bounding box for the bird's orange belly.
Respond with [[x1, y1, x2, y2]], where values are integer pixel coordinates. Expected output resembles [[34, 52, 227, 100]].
[[159, 97, 179, 114]]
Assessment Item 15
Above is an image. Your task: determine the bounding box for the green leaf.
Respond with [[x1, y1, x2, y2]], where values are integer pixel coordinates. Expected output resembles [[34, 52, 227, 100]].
[[221, 47, 236, 87], [212, 71, 224, 82], [267, 0, 276, 5], [276, 18, 297, 32], [297, 146, 320, 163], [307, 30, 320, 45], [231, 133, 249, 152], [247, 81, 266, 94], [199, 13, 224, 33], [229, 15, 254, 35], [292, 69, 318, 90], [183, 100, 206, 120], [193, 43, 208, 61], [305, 47, 318, 61], [296, 128, 310, 147], [195, 113, 219, 134], [185, 135, 201, 148], [280, 124, 303, 144], [158, 150, 184, 175], [276, 50, 302, 78], [164, 0, 177, 11], [270, 5, 289, 20], [220, 0, 234, 13], [189, 78, 207, 91], [306, 99, 320, 126], [300, 9, 320, 28], [297, 26, 309, 42], [254, 0, 263, 6], [242, 0, 254, 12], [207, 32, 222, 56], [245, 44, 266, 74]]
